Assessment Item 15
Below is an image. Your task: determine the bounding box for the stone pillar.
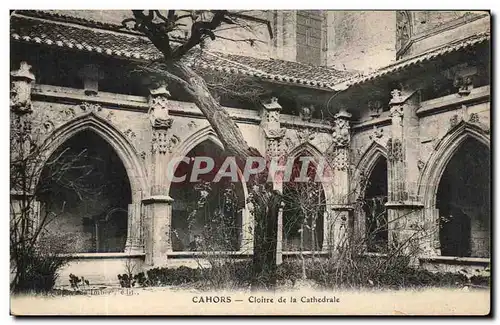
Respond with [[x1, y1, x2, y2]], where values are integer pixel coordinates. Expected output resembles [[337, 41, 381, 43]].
[[10, 62, 39, 238], [144, 85, 175, 266], [240, 207, 254, 254], [260, 97, 286, 264], [328, 108, 352, 251], [125, 202, 144, 254], [386, 88, 426, 261], [11, 61, 35, 115], [142, 195, 173, 266], [282, 10, 297, 62]]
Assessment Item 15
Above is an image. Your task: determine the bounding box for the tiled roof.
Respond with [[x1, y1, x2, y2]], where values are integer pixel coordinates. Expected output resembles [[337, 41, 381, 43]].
[[10, 11, 354, 90], [334, 32, 490, 90], [10, 15, 163, 61], [206, 52, 354, 86], [11, 11, 488, 92]]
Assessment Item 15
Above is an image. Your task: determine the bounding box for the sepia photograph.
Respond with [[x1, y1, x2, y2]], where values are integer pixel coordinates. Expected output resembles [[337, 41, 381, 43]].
[[8, 8, 491, 316]]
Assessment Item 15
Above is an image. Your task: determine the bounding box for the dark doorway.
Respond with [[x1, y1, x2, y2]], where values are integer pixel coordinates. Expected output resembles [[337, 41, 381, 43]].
[[363, 156, 388, 253], [437, 138, 490, 258], [169, 140, 245, 252], [282, 154, 325, 252], [36, 130, 131, 253]]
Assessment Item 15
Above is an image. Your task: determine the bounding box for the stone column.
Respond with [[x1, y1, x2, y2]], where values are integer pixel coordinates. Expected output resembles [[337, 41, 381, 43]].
[[142, 195, 173, 266], [328, 108, 352, 251], [240, 207, 254, 254], [143, 85, 175, 266], [10, 62, 39, 239], [260, 97, 286, 264], [125, 202, 144, 254], [281, 11, 297, 62], [11, 61, 35, 115], [386, 88, 426, 261]]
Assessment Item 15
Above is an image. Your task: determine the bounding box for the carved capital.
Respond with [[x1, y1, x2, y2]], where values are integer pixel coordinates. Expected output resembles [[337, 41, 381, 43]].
[[10, 62, 36, 115], [149, 85, 174, 130], [263, 128, 286, 140], [332, 108, 351, 147], [390, 89, 403, 104]]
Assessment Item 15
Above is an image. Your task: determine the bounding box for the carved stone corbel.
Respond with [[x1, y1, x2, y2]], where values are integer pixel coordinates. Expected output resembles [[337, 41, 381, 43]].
[[453, 75, 474, 96], [331, 107, 352, 147], [149, 85, 174, 130], [260, 97, 285, 158], [78, 64, 104, 96], [296, 128, 316, 144], [10, 62, 35, 115], [260, 97, 282, 129], [368, 100, 382, 118], [80, 102, 102, 113], [299, 104, 315, 121], [368, 125, 384, 141]]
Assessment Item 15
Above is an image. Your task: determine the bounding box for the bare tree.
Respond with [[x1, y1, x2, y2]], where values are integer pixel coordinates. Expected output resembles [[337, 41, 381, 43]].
[[123, 10, 281, 290], [10, 112, 107, 292]]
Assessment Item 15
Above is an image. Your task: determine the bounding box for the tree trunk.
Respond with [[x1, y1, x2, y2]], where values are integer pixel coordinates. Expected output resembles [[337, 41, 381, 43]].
[[167, 62, 279, 290]]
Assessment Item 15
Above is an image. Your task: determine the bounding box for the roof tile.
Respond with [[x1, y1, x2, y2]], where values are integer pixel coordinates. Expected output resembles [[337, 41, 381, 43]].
[[11, 13, 354, 90]]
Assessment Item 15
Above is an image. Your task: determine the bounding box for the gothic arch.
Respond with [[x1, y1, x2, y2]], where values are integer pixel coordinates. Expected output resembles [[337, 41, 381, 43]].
[[352, 141, 389, 247], [167, 126, 250, 197], [353, 141, 388, 200], [168, 126, 252, 252], [282, 142, 329, 252], [171, 126, 223, 161], [418, 121, 490, 208], [287, 142, 323, 161], [38, 111, 149, 202], [285, 142, 333, 203]]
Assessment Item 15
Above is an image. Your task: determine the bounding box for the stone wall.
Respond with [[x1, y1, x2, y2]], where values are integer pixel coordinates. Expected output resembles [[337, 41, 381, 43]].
[[399, 11, 490, 59], [326, 11, 397, 73]]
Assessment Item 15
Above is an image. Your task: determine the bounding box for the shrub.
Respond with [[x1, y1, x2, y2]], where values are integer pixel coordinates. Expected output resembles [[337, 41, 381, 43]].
[[69, 274, 90, 289], [117, 274, 136, 288], [12, 248, 67, 293], [276, 261, 301, 286], [116, 258, 490, 290]]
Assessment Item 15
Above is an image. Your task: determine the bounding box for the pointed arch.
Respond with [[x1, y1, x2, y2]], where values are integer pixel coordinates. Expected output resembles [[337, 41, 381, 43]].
[[171, 126, 224, 160], [418, 121, 490, 208], [287, 142, 324, 162], [38, 112, 149, 202], [351, 141, 389, 251], [282, 142, 329, 252], [168, 126, 254, 253], [352, 141, 388, 200], [167, 126, 251, 198], [285, 141, 333, 203]]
